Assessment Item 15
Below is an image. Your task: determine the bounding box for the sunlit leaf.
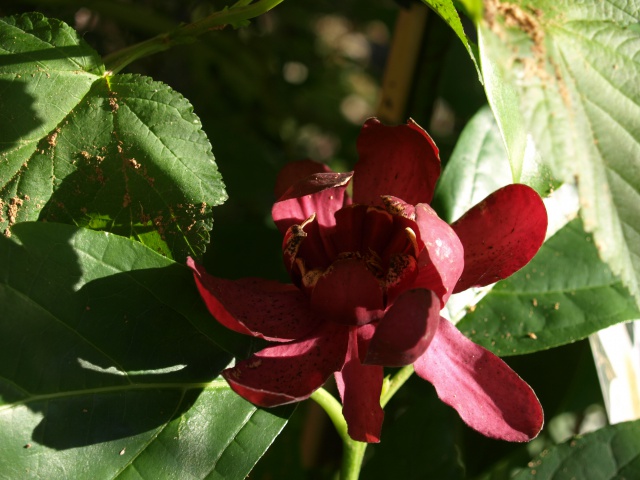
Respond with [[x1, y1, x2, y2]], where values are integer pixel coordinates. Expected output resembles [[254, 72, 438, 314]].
[[0, 13, 226, 260], [514, 420, 640, 479], [457, 218, 640, 356], [479, 0, 640, 305]]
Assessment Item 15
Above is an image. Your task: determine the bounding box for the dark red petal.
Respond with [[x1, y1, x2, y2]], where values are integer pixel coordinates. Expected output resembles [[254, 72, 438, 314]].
[[310, 258, 385, 325], [412, 203, 464, 304], [451, 184, 548, 293], [331, 205, 397, 258], [353, 118, 440, 207], [355, 323, 376, 362], [274, 160, 332, 199], [223, 322, 350, 406], [365, 289, 440, 367], [331, 205, 368, 254], [414, 318, 544, 442], [188, 258, 320, 342], [272, 171, 353, 236], [335, 327, 384, 443]]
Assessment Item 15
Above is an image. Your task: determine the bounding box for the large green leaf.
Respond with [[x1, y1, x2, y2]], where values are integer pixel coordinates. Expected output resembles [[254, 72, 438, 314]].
[[457, 218, 640, 356], [479, 0, 640, 306], [0, 222, 287, 479], [513, 420, 640, 479], [0, 13, 226, 260]]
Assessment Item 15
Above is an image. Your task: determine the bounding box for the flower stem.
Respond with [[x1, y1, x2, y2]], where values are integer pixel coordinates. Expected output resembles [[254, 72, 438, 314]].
[[103, 0, 285, 74], [380, 364, 414, 408], [310, 367, 414, 479], [310, 388, 368, 480]]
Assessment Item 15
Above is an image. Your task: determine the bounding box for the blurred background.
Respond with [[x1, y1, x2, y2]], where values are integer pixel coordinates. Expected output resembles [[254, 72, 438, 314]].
[[1, 1, 606, 478]]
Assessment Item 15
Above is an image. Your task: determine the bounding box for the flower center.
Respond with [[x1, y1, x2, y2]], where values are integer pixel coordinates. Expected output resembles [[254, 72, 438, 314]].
[[284, 204, 424, 324]]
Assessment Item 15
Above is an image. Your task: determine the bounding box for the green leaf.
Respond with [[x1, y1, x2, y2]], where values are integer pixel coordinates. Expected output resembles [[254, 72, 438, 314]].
[[0, 13, 227, 260], [432, 105, 513, 223], [478, 1, 640, 306], [0, 222, 286, 478], [457, 218, 640, 356], [420, 0, 480, 73], [513, 420, 640, 479]]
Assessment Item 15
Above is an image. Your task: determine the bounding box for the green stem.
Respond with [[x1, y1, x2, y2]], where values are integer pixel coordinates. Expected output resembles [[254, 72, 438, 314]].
[[310, 388, 368, 480], [103, 0, 285, 74], [310, 367, 414, 479], [380, 364, 414, 408]]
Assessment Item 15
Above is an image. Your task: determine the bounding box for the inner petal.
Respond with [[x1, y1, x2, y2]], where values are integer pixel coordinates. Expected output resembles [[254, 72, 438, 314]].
[[331, 204, 423, 272], [310, 258, 385, 325]]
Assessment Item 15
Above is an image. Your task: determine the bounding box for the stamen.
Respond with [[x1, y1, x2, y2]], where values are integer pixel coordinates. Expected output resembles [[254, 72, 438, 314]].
[[405, 227, 420, 257], [284, 213, 317, 267], [302, 268, 323, 290]]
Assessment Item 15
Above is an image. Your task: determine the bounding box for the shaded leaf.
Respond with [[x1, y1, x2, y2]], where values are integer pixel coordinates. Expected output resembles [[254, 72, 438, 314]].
[[362, 376, 464, 480], [0, 13, 226, 260], [513, 420, 640, 479], [457, 218, 640, 356], [479, 0, 640, 305], [0, 222, 287, 479]]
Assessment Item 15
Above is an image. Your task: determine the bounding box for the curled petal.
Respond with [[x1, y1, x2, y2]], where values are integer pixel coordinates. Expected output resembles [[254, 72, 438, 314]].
[[353, 118, 440, 207], [414, 318, 544, 442], [311, 258, 385, 325], [224, 321, 350, 406], [274, 159, 332, 199], [452, 184, 548, 293], [335, 326, 384, 443], [272, 171, 353, 236], [365, 289, 440, 367], [188, 258, 320, 342], [412, 203, 464, 304]]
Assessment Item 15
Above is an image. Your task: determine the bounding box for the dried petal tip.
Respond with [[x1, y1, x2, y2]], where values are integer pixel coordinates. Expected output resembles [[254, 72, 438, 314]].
[[381, 195, 415, 219]]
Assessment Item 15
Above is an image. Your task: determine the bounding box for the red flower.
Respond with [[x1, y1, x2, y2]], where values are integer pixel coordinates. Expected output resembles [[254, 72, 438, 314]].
[[188, 118, 547, 444]]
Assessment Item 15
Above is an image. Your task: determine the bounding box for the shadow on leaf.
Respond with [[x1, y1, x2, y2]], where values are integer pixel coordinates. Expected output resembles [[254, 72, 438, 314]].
[[0, 77, 43, 155], [0, 221, 259, 451]]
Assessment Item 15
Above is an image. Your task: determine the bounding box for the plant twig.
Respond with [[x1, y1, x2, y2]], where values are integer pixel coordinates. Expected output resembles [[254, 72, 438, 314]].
[[103, 0, 284, 74], [380, 364, 414, 408]]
